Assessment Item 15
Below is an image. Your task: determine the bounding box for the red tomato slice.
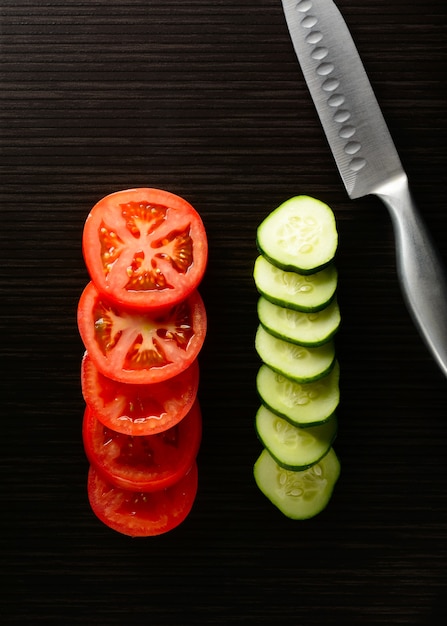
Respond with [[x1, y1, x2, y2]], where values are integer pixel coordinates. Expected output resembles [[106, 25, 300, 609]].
[[81, 352, 199, 436], [77, 282, 207, 384], [82, 188, 208, 310], [82, 400, 202, 492], [87, 462, 198, 537]]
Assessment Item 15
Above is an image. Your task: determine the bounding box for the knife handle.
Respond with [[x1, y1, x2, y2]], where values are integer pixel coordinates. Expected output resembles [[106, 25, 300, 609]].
[[375, 174, 447, 378]]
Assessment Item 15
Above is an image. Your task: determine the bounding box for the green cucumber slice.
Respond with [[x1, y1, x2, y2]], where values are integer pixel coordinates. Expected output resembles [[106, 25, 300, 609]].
[[256, 196, 338, 274], [257, 296, 341, 347], [255, 325, 335, 383], [253, 447, 340, 519], [253, 255, 337, 313], [255, 405, 338, 470], [256, 361, 340, 427]]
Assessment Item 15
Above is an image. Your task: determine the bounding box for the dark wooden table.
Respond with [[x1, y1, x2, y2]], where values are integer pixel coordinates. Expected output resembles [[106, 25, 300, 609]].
[[1, 1, 446, 624]]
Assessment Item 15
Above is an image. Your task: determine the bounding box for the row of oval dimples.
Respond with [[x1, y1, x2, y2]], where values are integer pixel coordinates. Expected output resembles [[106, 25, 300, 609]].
[[296, 0, 367, 173]]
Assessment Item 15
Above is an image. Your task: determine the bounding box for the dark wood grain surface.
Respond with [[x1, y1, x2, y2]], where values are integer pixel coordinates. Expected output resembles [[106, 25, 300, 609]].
[[1, 1, 446, 624]]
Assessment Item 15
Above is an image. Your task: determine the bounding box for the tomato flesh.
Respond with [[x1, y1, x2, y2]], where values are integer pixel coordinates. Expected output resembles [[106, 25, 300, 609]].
[[87, 462, 198, 537], [77, 282, 207, 384], [82, 188, 208, 310], [83, 400, 202, 491], [81, 353, 199, 436]]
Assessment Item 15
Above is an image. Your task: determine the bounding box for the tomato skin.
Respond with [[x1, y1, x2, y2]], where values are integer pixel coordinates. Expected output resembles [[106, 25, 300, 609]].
[[82, 188, 208, 311], [77, 282, 207, 384], [81, 353, 199, 436], [82, 400, 202, 492], [87, 462, 198, 537]]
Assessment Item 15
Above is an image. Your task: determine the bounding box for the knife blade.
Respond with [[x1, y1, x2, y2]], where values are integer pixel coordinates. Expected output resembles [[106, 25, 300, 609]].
[[281, 0, 447, 378]]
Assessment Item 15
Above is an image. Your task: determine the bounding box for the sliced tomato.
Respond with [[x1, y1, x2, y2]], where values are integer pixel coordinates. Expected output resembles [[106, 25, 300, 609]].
[[87, 462, 198, 537], [77, 282, 207, 384], [82, 188, 208, 310], [81, 353, 199, 436], [82, 400, 202, 492]]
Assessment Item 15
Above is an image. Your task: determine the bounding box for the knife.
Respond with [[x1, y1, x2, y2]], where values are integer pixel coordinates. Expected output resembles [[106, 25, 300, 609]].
[[281, 0, 447, 378]]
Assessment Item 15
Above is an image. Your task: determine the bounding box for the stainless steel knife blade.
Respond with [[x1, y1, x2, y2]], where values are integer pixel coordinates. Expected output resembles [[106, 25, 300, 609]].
[[282, 0, 447, 377]]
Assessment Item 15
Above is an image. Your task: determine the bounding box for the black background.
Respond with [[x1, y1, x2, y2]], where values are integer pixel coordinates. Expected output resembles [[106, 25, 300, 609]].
[[1, 1, 446, 624]]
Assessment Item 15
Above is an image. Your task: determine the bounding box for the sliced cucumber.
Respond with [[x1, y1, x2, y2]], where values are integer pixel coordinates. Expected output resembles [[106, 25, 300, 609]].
[[255, 405, 338, 471], [257, 296, 340, 347], [255, 325, 335, 383], [253, 255, 337, 313], [256, 361, 340, 427], [256, 196, 338, 274], [253, 447, 340, 519]]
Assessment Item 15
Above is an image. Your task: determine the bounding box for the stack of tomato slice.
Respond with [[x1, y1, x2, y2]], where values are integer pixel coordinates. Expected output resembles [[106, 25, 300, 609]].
[[77, 188, 208, 537]]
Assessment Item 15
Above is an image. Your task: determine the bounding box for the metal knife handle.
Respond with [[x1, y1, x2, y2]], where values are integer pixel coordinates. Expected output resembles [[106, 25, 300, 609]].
[[375, 174, 447, 377]]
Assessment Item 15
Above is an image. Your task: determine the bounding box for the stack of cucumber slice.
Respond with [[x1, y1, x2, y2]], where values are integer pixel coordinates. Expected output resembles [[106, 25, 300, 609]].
[[253, 196, 341, 520]]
